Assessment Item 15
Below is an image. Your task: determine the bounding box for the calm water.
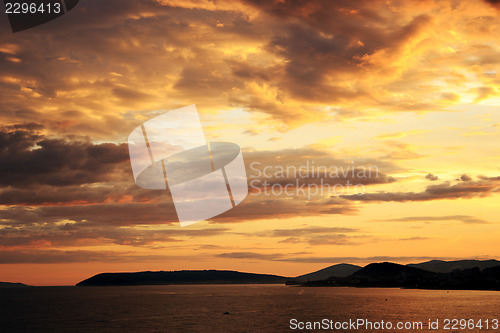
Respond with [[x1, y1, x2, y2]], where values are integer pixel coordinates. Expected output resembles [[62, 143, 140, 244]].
[[0, 285, 499, 332]]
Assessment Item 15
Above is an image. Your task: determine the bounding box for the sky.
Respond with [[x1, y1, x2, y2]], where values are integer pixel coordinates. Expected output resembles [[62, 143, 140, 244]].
[[1, 0, 500, 286]]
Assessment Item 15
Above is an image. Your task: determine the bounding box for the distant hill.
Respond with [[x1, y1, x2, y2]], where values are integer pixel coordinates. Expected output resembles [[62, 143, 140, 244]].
[[407, 260, 500, 273], [303, 262, 500, 290], [293, 264, 361, 282], [0, 282, 28, 288], [76, 270, 289, 286], [75, 259, 500, 290], [354, 262, 433, 279], [346, 262, 435, 287]]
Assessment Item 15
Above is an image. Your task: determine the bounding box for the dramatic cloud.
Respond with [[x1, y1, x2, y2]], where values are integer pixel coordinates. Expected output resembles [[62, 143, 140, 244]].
[[2, 0, 499, 134], [243, 146, 397, 191], [0, 222, 229, 247], [0, 123, 129, 187], [260, 226, 359, 237], [0, 248, 199, 263], [210, 196, 357, 223], [425, 173, 439, 181], [252, 226, 367, 245], [341, 178, 500, 202], [1, 0, 500, 278], [215, 252, 469, 264], [377, 215, 490, 224], [460, 174, 473, 182]]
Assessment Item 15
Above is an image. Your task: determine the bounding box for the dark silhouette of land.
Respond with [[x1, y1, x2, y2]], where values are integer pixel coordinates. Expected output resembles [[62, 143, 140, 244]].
[[300, 262, 500, 290], [293, 263, 362, 282], [0, 282, 29, 288], [74, 260, 500, 290], [76, 270, 290, 286], [407, 259, 500, 273]]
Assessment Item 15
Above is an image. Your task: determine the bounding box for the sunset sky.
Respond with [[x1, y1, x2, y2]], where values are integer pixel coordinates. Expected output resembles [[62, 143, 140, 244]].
[[1, 0, 500, 286]]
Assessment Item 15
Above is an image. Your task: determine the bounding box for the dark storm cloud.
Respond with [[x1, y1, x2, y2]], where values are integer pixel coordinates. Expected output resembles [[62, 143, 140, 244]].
[[240, 0, 433, 103], [0, 123, 129, 187]]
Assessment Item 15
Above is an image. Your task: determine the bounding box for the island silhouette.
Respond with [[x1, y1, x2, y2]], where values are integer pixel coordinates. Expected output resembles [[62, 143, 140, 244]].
[[0, 282, 29, 288], [73, 259, 500, 291]]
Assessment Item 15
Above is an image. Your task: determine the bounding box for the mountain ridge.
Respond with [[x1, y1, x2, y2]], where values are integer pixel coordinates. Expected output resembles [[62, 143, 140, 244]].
[[303, 262, 500, 290], [294, 263, 362, 282], [407, 259, 500, 273], [75, 259, 500, 289]]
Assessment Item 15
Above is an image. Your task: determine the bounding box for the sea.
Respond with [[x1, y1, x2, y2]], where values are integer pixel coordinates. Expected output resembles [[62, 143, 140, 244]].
[[0, 285, 499, 332]]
